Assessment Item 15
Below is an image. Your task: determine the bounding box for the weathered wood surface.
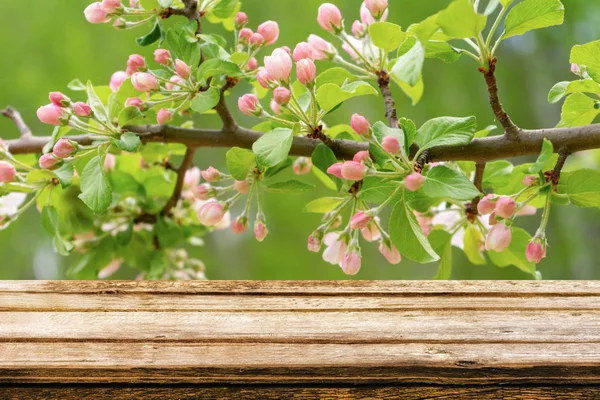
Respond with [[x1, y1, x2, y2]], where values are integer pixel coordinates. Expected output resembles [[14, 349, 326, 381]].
[[1, 281, 599, 399]]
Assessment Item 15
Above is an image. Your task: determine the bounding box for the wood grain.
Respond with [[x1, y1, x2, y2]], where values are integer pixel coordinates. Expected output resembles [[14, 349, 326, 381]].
[[0, 281, 599, 397]]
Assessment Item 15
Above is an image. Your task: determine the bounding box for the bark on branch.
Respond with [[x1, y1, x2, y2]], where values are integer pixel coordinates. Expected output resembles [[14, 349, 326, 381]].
[[2, 107, 32, 138], [377, 72, 399, 129], [161, 147, 197, 215]]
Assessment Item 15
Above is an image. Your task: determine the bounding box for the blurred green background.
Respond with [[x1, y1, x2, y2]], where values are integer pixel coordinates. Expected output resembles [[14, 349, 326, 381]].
[[2, 0, 600, 280]]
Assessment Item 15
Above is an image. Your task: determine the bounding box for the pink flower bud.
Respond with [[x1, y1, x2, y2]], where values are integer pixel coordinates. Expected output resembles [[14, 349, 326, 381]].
[[249, 33, 265, 47], [353, 150, 370, 163], [494, 196, 516, 219], [198, 202, 227, 227], [235, 12, 248, 28], [379, 242, 401, 265], [84, 2, 110, 24], [485, 223, 512, 252], [270, 99, 281, 115], [257, 21, 279, 45], [489, 212, 498, 226], [341, 161, 367, 181], [232, 216, 249, 234], [571, 63, 581, 76], [516, 205, 537, 217], [238, 94, 262, 116], [365, 0, 388, 18], [415, 212, 433, 236], [522, 175, 537, 186], [308, 233, 322, 252], [341, 250, 361, 275], [0, 161, 16, 183], [264, 48, 293, 82], [157, 108, 172, 125], [273, 87, 291, 105], [526, 241, 546, 263], [360, 2, 388, 25], [254, 219, 269, 242], [361, 217, 381, 242], [317, 3, 343, 32], [175, 59, 191, 79], [109, 71, 128, 92], [113, 18, 126, 28], [308, 34, 335, 60], [293, 157, 312, 175], [234, 180, 250, 194], [404, 172, 424, 192], [154, 49, 171, 66], [342, 43, 358, 60], [350, 211, 372, 230], [184, 167, 201, 188], [39, 153, 63, 170], [293, 42, 314, 62], [246, 57, 258, 71], [239, 28, 253, 44], [53, 138, 78, 158], [104, 153, 116, 171], [352, 20, 367, 38], [129, 0, 139, 6], [327, 162, 344, 179], [126, 54, 146, 75], [101, 0, 121, 13], [131, 72, 157, 92], [49, 92, 71, 107], [350, 113, 371, 136], [296, 58, 317, 86], [322, 232, 347, 265], [37, 104, 66, 126], [125, 97, 144, 110], [477, 194, 496, 215], [73, 102, 92, 117], [165, 75, 186, 91], [256, 68, 272, 89], [201, 166, 221, 183], [192, 184, 215, 201], [382, 136, 401, 154]]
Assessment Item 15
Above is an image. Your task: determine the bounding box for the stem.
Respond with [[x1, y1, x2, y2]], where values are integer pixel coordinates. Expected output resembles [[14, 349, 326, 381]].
[[486, 6, 508, 50]]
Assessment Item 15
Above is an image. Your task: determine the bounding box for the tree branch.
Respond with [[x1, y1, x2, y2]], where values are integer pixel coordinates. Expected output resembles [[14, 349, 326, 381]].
[[546, 147, 570, 186], [377, 71, 399, 128], [467, 161, 486, 223], [162, 146, 197, 215], [2, 106, 32, 138], [479, 58, 521, 140]]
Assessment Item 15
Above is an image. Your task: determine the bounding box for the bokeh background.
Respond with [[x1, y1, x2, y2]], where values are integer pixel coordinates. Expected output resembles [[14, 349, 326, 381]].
[[2, 0, 600, 280]]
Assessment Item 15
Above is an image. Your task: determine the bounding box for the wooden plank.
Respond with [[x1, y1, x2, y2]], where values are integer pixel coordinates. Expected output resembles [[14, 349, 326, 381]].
[[3, 386, 600, 400]]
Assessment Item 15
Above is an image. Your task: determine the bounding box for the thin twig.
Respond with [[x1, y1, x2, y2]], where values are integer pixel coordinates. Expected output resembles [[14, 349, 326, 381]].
[[214, 79, 239, 131], [377, 71, 399, 129], [467, 162, 486, 222], [2, 106, 32, 138], [546, 148, 570, 186], [161, 146, 197, 216]]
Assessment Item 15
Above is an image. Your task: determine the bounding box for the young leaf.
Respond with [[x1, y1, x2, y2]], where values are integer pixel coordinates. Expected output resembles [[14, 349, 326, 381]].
[[416, 116, 477, 150], [78, 154, 113, 214], [136, 20, 163, 46], [548, 79, 600, 104], [437, 0, 487, 39], [488, 227, 536, 276], [359, 177, 400, 204], [390, 41, 425, 87], [166, 24, 201, 67], [252, 127, 294, 168], [264, 180, 315, 194], [529, 138, 553, 174], [41, 206, 74, 256], [118, 106, 144, 127], [368, 22, 406, 52], [86, 81, 109, 123], [312, 143, 342, 190], [303, 197, 345, 213], [423, 165, 481, 201], [557, 93, 600, 128], [372, 121, 406, 155], [483, 160, 514, 189], [190, 87, 221, 114], [429, 230, 453, 280], [463, 224, 487, 265], [113, 132, 142, 152], [316, 81, 378, 114], [389, 191, 440, 263], [502, 0, 564, 40], [54, 163, 74, 189], [570, 40, 600, 84], [226, 147, 256, 181], [392, 74, 424, 105], [196, 59, 242, 83], [559, 169, 600, 208]]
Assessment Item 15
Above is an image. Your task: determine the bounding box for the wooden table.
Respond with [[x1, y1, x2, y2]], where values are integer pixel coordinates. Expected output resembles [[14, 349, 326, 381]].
[[1, 281, 599, 399]]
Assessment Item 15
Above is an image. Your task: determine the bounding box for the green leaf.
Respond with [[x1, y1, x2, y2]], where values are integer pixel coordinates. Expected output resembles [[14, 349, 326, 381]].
[[559, 169, 600, 208], [303, 197, 345, 213], [425, 41, 461, 63], [557, 93, 600, 128], [226, 147, 255, 180], [78, 153, 113, 214], [399, 118, 417, 149], [463, 224, 487, 265], [196, 59, 242, 83], [475, 124, 497, 138], [118, 106, 144, 127], [529, 138, 553, 174], [423, 165, 481, 201], [264, 180, 315, 194], [155, 216, 183, 248], [389, 191, 440, 263], [190, 87, 221, 114], [369, 22, 406, 52], [158, 0, 173, 7], [67, 79, 86, 91], [316, 67, 358, 86], [264, 157, 293, 178], [312, 143, 341, 190], [113, 132, 142, 152], [41, 206, 74, 256], [136, 20, 163, 46], [359, 177, 400, 203], [390, 41, 424, 87], [571, 40, 600, 84], [167, 24, 201, 67], [429, 230, 452, 280], [86, 81, 108, 123], [372, 121, 405, 155], [488, 227, 536, 276], [54, 163, 74, 189], [548, 79, 600, 104], [483, 160, 514, 189], [212, 0, 239, 18], [437, 0, 487, 39], [316, 81, 378, 114], [503, 0, 564, 39], [416, 116, 477, 150], [484, 0, 501, 15], [252, 127, 294, 168], [393, 74, 424, 105]]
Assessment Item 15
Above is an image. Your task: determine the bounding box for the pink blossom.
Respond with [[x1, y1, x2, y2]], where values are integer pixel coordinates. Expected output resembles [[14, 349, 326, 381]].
[[254, 219, 269, 242], [238, 94, 262, 116], [0, 161, 16, 183], [308, 34, 335, 60], [273, 87, 291, 105], [322, 232, 347, 265], [352, 20, 367, 38], [234, 180, 250, 194], [201, 166, 221, 182], [37, 104, 65, 126], [165, 75, 186, 91], [239, 28, 253, 44], [293, 157, 312, 175], [246, 57, 258, 71], [379, 242, 401, 264], [477, 194, 497, 215], [365, 0, 388, 18], [249, 33, 265, 47], [49, 92, 70, 107], [126, 54, 146, 75], [154, 49, 171, 66], [192, 184, 215, 200], [175, 59, 191, 79], [264, 48, 293, 82], [235, 12, 248, 28], [101, 0, 121, 13], [293, 42, 314, 62], [296, 58, 317, 86], [361, 220, 381, 242], [256, 68, 272, 89], [342, 43, 358, 60], [257, 21, 279, 45], [39, 153, 63, 170], [526, 241, 546, 263], [494, 196, 516, 219], [73, 102, 92, 117], [353, 150, 370, 163], [571, 63, 581, 76], [404, 172, 424, 192], [157, 108, 172, 125], [327, 162, 344, 179], [53, 138, 78, 158], [360, 2, 388, 25], [131, 72, 157, 92], [317, 3, 343, 32], [197, 202, 227, 226], [270, 100, 281, 114], [350, 211, 372, 230], [485, 223, 512, 252], [232, 217, 249, 234], [184, 167, 201, 188], [109, 71, 128, 92], [84, 2, 110, 24], [104, 153, 116, 171], [382, 136, 400, 154], [341, 161, 367, 181], [351, 114, 371, 136], [522, 175, 537, 186], [516, 205, 537, 217], [125, 97, 144, 110], [308, 234, 322, 252], [341, 250, 361, 275]]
